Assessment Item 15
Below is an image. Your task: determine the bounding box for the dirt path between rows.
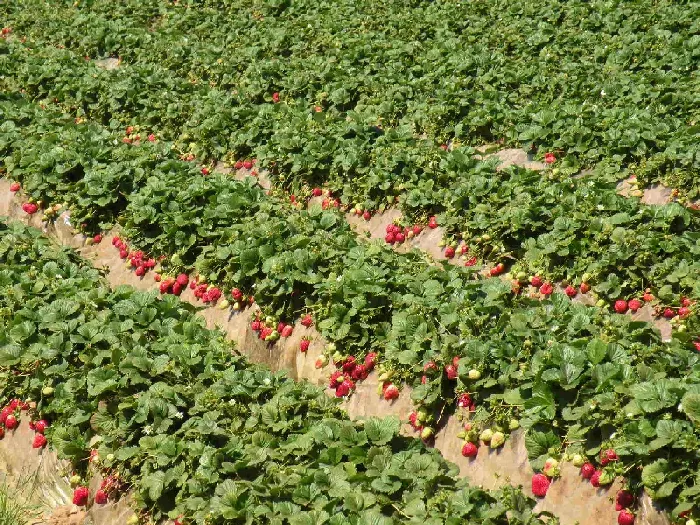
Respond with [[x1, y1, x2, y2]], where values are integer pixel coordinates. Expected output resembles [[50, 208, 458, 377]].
[[0, 178, 670, 525]]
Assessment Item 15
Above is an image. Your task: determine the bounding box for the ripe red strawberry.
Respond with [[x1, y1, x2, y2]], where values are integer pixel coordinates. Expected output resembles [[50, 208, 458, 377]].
[[590, 470, 603, 487], [251, 319, 261, 331], [147, 133, 155, 142], [604, 449, 618, 462], [531, 276, 543, 287], [428, 216, 438, 229], [408, 412, 420, 430], [531, 474, 550, 497], [159, 281, 172, 294], [0, 428, 4, 439], [341, 356, 357, 373], [614, 300, 628, 314], [301, 314, 313, 327], [457, 393, 472, 407], [539, 282, 554, 296], [126, 126, 134, 136], [363, 211, 371, 221], [423, 361, 438, 373], [452, 356, 460, 367], [618, 510, 635, 525], [580, 462, 595, 479], [172, 282, 183, 296], [329, 370, 344, 389], [9, 182, 20, 192], [664, 307, 676, 318], [615, 490, 634, 511], [413, 225, 422, 235], [421, 375, 427, 384], [34, 420, 48, 434], [95, 489, 108, 505], [298, 338, 310, 353], [351, 364, 368, 380], [281, 325, 293, 337], [383, 383, 399, 400], [234, 160, 243, 169], [679, 306, 691, 318], [5, 414, 17, 430], [8, 400, 19, 410], [119, 249, 128, 259], [0, 407, 11, 425], [580, 282, 590, 293], [22, 202, 38, 215], [544, 152, 556, 164], [201, 167, 210, 175], [643, 292, 654, 302], [628, 299, 642, 312], [565, 285, 577, 298], [312, 187, 322, 197], [176, 274, 189, 286], [385, 232, 396, 244], [465, 257, 477, 266], [135, 266, 146, 277], [243, 160, 253, 170], [364, 352, 377, 369], [72, 486, 89, 506], [461, 442, 478, 458], [445, 364, 458, 380], [444, 246, 455, 259], [272, 92, 280, 103], [460, 244, 468, 254], [395, 232, 406, 243], [681, 296, 692, 308], [33, 434, 47, 449]]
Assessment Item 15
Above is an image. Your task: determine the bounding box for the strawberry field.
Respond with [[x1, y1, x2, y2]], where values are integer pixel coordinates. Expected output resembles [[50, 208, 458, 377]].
[[1, 1, 700, 524]]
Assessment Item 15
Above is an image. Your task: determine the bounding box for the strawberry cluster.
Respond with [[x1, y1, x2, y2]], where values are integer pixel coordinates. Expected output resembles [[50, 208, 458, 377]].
[[112, 237, 156, 277], [0, 399, 28, 438], [233, 159, 255, 170], [327, 353, 376, 398], [385, 223, 423, 245]]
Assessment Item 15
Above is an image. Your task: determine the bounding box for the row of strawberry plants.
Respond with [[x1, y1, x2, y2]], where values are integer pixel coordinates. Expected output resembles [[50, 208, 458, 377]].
[[0, 218, 554, 525], [2, 36, 700, 313], [3, 94, 700, 519], [2, 0, 699, 197]]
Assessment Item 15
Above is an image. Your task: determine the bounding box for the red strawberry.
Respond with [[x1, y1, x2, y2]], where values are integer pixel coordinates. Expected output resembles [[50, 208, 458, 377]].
[[614, 300, 628, 314], [580, 282, 590, 293], [176, 274, 189, 286], [445, 364, 458, 380], [489, 263, 505, 276], [565, 285, 577, 298], [452, 356, 461, 367], [315, 358, 326, 369], [135, 266, 146, 277], [383, 383, 399, 401], [111, 236, 120, 246], [72, 486, 89, 506], [281, 325, 293, 337], [119, 249, 128, 259], [351, 364, 368, 380], [465, 257, 477, 267], [95, 489, 108, 505], [395, 232, 406, 243], [428, 216, 438, 229], [604, 449, 618, 462], [539, 282, 554, 296], [363, 211, 371, 221], [201, 167, 210, 175], [615, 490, 634, 511], [0, 407, 11, 425], [301, 314, 313, 327], [643, 292, 654, 302], [5, 414, 17, 430], [9, 182, 20, 192], [580, 462, 595, 479], [618, 510, 635, 525], [126, 126, 134, 136], [364, 352, 377, 369], [159, 281, 172, 294], [329, 371, 344, 389], [531, 474, 550, 497], [147, 133, 155, 142], [679, 306, 691, 318], [341, 356, 357, 373], [172, 282, 183, 296], [461, 442, 478, 458], [243, 160, 254, 170], [335, 379, 353, 398], [661, 306, 674, 318], [421, 375, 427, 384], [234, 160, 244, 170], [590, 470, 603, 487], [444, 246, 455, 259], [251, 319, 261, 331], [544, 152, 556, 164], [9, 400, 19, 410], [0, 428, 4, 439], [408, 412, 420, 430], [22, 202, 38, 215], [413, 225, 422, 235], [681, 296, 692, 308], [423, 361, 438, 373], [34, 420, 48, 434], [457, 393, 472, 407], [93, 234, 102, 244], [628, 299, 642, 312], [385, 232, 396, 244], [299, 339, 310, 353], [530, 276, 543, 288], [312, 187, 322, 197], [272, 92, 280, 103], [33, 434, 47, 449]]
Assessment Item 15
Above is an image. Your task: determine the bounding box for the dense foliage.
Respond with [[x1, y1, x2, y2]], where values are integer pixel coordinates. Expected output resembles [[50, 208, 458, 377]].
[[0, 220, 554, 524]]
